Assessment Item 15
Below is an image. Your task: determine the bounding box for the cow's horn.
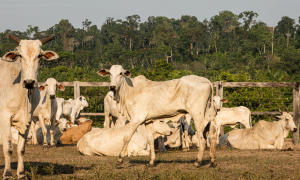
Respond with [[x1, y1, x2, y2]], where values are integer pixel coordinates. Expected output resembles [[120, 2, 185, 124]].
[[283, 106, 289, 113], [278, 106, 283, 114], [8, 34, 21, 44], [40, 35, 55, 45]]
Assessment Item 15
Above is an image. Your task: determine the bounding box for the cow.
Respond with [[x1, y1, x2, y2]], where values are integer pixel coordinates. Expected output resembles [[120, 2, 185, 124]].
[[104, 91, 127, 128], [164, 123, 182, 148], [0, 34, 58, 179], [60, 120, 93, 144], [30, 78, 65, 147], [77, 120, 171, 156], [97, 65, 216, 167], [227, 107, 297, 149], [0, 127, 19, 145], [56, 95, 89, 124]]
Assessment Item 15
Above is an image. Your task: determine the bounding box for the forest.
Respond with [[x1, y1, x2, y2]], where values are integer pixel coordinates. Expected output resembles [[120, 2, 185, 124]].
[[1, 10, 300, 130]]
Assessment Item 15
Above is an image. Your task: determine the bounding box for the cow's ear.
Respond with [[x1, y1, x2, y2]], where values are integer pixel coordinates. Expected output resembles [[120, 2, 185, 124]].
[[55, 120, 59, 124], [209, 98, 212, 102], [79, 96, 82, 101], [221, 99, 228, 103], [97, 69, 110, 76], [67, 122, 73, 125], [57, 83, 65, 91], [1, 51, 20, 62], [123, 70, 131, 77], [39, 84, 46, 91], [41, 50, 59, 61]]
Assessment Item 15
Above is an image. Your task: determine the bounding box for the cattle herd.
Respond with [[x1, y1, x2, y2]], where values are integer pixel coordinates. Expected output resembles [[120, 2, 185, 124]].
[[0, 35, 298, 179]]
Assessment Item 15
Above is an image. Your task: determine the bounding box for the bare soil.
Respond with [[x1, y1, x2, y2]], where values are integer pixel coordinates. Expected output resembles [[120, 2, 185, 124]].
[[1, 139, 300, 179]]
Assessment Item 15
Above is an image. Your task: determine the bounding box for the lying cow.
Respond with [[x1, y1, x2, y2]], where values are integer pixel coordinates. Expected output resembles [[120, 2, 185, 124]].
[[60, 120, 93, 144], [31, 78, 65, 147], [77, 120, 171, 156], [56, 96, 89, 124], [28, 118, 70, 145], [227, 107, 297, 149]]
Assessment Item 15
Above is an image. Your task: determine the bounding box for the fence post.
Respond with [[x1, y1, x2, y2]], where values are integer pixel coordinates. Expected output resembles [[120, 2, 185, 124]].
[[217, 81, 224, 136], [74, 81, 80, 100], [293, 82, 300, 145]]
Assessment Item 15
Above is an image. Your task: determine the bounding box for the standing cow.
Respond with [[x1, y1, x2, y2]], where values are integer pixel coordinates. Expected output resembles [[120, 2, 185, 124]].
[[0, 35, 59, 179], [56, 96, 89, 124], [97, 65, 217, 167], [30, 78, 65, 147]]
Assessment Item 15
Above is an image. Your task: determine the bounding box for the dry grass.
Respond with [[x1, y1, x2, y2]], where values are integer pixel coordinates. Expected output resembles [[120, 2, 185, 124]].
[[0, 139, 300, 179]]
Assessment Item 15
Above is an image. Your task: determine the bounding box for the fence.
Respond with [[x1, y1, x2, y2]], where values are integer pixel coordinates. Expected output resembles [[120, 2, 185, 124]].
[[39, 81, 300, 145]]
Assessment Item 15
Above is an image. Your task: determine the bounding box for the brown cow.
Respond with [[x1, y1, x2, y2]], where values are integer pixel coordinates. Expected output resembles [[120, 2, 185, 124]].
[[60, 120, 93, 144]]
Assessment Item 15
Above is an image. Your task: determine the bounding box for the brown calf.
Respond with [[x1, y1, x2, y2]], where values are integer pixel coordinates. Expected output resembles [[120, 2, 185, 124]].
[[60, 120, 93, 144]]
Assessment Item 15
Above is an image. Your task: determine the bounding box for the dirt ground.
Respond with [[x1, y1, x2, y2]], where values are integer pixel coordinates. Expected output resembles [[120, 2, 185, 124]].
[[1, 139, 300, 179]]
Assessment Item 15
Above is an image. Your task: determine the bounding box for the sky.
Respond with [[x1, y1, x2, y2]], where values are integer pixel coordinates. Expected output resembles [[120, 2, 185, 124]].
[[0, 0, 299, 32]]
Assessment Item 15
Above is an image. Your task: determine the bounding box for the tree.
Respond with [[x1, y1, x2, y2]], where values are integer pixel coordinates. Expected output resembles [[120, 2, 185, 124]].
[[276, 16, 295, 47], [239, 11, 259, 30]]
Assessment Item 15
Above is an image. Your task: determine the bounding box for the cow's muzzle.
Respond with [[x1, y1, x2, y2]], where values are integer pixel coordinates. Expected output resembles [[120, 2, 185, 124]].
[[23, 79, 36, 89], [170, 131, 173, 135], [109, 86, 116, 91], [217, 109, 220, 112], [294, 128, 297, 132], [50, 94, 56, 99]]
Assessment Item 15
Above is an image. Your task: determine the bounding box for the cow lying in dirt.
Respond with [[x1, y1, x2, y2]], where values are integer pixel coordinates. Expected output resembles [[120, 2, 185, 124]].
[[227, 107, 296, 149], [60, 120, 93, 144], [77, 120, 171, 156]]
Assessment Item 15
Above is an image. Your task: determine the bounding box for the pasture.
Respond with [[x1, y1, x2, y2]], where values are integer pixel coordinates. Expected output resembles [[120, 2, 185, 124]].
[[0, 139, 299, 179]]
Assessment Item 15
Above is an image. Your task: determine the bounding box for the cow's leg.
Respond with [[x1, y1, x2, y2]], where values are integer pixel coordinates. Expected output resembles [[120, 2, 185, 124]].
[[145, 123, 156, 166], [31, 118, 39, 145], [1, 115, 13, 179], [183, 130, 190, 151], [16, 125, 30, 179], [49, 114, 56, 147], [117, 118, 144, 165], [38, 115, 48, 148], [209, 121, 218, 167], [190, 112, 209, 167]]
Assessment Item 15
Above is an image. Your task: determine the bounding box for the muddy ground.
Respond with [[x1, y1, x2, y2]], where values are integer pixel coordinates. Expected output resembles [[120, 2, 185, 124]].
[[0, 139, 300, 179]]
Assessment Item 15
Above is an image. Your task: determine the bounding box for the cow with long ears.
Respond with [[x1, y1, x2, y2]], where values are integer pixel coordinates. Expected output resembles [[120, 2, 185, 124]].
[[97, 65, 217, 167], [0, 34, 59, 179], [31, 78, 65, 148]]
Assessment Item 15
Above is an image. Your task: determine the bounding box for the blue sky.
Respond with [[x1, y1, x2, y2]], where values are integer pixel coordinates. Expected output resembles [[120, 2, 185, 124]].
[[0, 0, 299, 32]]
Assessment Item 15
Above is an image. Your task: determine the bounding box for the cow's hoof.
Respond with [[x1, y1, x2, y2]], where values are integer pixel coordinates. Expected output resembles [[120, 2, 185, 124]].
[[116, 161, 123, 166], [42, 144, 49, 149], [183, 149, 190, 152], [18, 176, 28, 180], [3, 176, 13, 180], [193, 162, 200, 167], [147, 163, 155, 168], [210, 162, 217, 168]]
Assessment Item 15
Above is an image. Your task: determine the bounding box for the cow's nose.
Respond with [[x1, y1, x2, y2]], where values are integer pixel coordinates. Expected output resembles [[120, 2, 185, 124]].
[[50, 95, 56, 99], [170, 131, 172, 135], [109, 86, 116, 91], [217, 109, 220, 112], [294, 128, 297, 132], [192, 132, 195, 135], [23, 80, 36, 89]]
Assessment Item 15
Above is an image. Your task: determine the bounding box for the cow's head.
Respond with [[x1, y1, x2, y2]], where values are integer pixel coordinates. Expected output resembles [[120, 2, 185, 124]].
[[55, 118, 69, 132], [39, 78, 65, 99], [277, 106, 297, 132], [97, 65, 131, 92], [153, 120, 172, 136], [210, 96, 227, 112], [78, 96, 89, 110], [1, 35, 59, 89]]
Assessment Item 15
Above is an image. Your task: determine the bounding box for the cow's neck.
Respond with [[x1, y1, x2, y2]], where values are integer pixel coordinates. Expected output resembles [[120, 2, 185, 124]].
[[279, 119, 290, 138], [116, 76, 131, 119], [74, 98, 83, 115]]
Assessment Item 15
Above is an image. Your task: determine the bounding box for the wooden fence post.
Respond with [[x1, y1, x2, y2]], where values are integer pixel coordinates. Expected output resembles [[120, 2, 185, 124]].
[[217, 81, 224, 136], [293, 82, 300, 145], [74, 81, 80, 100]]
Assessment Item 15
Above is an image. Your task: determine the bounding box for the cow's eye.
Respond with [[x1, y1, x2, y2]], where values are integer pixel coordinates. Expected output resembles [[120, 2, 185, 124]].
[[19, 55, 22, 58], [38, 55, 41, 58], [120, 72, 122, 75]]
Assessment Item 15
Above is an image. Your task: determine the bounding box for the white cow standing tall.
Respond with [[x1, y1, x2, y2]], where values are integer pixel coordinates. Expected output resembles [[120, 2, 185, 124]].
[[0, 34, 59, 179], [97, 65, 216, 167], [30, 78, 65, 147], [56, 96, 89, 124]]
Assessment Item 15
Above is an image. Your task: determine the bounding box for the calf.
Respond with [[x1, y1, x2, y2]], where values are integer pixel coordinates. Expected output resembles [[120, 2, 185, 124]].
[[227, 107, 296, 149], [31, 78, 65, 147], [77, 120, 171, 156], [60, 120, 93, 144], [56, 96, 89, 124]]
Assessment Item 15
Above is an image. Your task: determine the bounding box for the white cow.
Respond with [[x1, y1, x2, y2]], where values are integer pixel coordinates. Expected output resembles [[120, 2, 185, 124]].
[[36, 118, 69, 145], [97, 65, 216, 167], [77, 120, 171, 156], [0, 34, 59, 179], [56, 96, 89, 124], [30, 78, 65, 147], [228, 107, 297, 149]]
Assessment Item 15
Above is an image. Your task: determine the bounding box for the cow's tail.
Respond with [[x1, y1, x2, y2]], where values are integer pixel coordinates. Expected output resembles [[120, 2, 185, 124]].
[[249, 111, 252, 127], [210, 81, 214, 122]]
